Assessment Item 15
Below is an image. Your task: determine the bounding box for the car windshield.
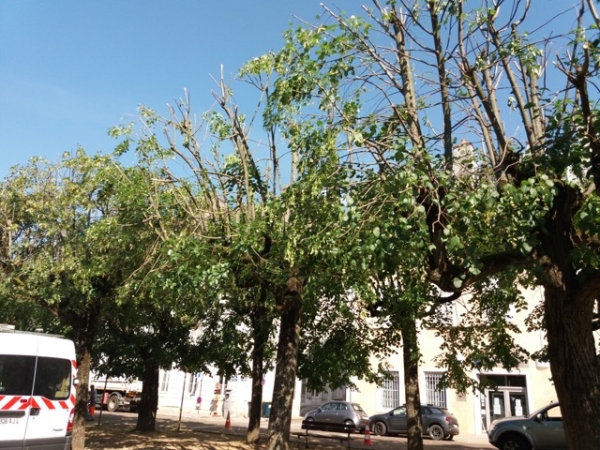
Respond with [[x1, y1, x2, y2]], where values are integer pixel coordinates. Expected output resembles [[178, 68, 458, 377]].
[[351, 403, 365, 413]]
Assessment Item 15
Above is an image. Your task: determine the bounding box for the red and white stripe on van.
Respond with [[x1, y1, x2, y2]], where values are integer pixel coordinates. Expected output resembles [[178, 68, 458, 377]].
[[0, 392, 75, 411]]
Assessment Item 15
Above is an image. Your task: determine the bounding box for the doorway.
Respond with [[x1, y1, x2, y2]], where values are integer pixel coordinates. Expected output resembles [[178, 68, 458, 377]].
[[488, 389, 528, 421], [479, 374, 528, 431]]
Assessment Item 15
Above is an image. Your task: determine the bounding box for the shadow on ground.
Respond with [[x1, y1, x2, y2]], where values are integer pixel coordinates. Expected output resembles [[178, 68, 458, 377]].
[[85, 412, 493, 450]]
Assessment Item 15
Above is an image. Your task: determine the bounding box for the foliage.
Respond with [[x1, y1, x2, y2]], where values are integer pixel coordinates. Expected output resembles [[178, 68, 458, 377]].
[[262, 0, 600, 446]]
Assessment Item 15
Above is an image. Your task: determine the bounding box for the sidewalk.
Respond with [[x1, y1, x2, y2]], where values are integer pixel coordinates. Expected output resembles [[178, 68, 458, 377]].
[[155, 406, 494, 449]]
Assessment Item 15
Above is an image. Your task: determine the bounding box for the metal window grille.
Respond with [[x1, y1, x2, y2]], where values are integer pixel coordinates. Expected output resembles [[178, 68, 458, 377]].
[[424, 372, 447, 408], [438, 302, 457, 326], [160, 371, 170, 392], [382, 371, 400, 409]]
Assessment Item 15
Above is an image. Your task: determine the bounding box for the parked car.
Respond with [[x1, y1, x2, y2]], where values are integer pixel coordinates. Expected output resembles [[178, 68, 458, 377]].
[[369, 404, 460, 441], [487, 402, 565, 450], [304, 401, 370, 432]]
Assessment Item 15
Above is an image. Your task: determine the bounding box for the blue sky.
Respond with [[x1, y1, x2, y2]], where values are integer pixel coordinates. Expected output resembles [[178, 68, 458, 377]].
[[0, 1, 581, 177], [0, 0, 368, 176]]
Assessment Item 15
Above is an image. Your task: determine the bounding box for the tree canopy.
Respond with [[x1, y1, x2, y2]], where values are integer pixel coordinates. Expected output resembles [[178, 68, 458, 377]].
[[3, 1, 600, 449], [257, 1, 600, 447]]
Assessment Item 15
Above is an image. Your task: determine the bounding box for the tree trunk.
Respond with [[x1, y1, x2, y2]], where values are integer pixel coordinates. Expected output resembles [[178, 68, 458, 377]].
[[544, 283, 600, 449], [266, 300, 302, 450], [247, 359, 265, 444], [135, 356, 160, 432], [71, 346, 92, 450], [402, 318, 424, 450], [247, 304, 270, 444], [540, 187, 600, 450], [540, 186, 600, 448]]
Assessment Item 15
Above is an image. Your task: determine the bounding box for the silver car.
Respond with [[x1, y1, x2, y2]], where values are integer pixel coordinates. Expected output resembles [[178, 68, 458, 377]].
[[488, 402, 566, 450], [304, 401, 370, 432]]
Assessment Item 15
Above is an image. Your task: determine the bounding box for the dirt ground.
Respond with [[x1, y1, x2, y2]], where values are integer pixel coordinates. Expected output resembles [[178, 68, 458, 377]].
[[86, 413, 263, 450], [85, 420, 343, 450], [84, 411, 494, 450], [85, 412, 343, 450], [86, 426, 261, 450]]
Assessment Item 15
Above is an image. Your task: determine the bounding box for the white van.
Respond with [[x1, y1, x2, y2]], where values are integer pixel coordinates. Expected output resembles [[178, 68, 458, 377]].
[[0, 324, 77, 450]]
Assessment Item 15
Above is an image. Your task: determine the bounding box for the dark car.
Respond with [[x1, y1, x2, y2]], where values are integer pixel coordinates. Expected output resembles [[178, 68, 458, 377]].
[[304, 401, 370, 432], [369, 404, 460, 440]]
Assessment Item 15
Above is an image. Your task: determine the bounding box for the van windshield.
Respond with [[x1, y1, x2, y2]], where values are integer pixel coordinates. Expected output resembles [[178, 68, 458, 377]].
[[0, 355, 71, 400]]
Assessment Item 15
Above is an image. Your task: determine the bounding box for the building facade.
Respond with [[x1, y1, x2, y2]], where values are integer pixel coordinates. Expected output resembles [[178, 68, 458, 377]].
[[155, 286, 557, 436], [314, 285, 557, 436]]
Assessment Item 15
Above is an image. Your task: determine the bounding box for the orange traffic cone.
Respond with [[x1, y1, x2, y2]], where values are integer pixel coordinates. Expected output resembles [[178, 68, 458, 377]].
[[224, 411, 231, 429], [363, 421, 373, 445]]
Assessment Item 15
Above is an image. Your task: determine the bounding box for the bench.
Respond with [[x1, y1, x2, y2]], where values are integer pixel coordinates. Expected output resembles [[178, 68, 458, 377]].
[[293, 419, 356, 449]]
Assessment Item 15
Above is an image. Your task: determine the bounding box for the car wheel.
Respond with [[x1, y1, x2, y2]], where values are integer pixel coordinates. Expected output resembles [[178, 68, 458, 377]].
[[373, 421, 387, 436], [107, 394, 121, 412], [428, 423, 445, 440], [499, 434, 531, 450], [304, 416, 317, 430]]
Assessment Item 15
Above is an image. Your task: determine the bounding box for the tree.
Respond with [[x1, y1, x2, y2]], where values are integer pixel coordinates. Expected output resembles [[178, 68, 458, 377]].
[[110, 68, 388, 448], [110, 87, 288, 442], [188, 280, 278, 442], [263, 0, 600, 447], [73, 160, 213, 432], [0, 152, 153, 449]]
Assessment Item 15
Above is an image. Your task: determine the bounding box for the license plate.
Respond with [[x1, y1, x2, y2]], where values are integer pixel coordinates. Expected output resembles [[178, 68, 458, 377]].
[[0, 418, 20, 424]]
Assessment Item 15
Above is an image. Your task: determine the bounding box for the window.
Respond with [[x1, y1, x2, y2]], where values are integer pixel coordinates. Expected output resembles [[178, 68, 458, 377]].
[[545, 405, 562, 421], [480, 374, 526, 388], [0, 355, 71, 400], [301, 382, 342, 402], [34, 356, 71, 400], [424, 372, 447, 408], [437, 302, 458, 326], [160, 371, 170, 392], [352, 403, 366, 413], [330, 386, 346, 401], [392, 406, 406, 416], [301, 382, 318, 399], [0, 355, 35, 395], [381, 371, 401, 410], [187, 374, 198, 395]]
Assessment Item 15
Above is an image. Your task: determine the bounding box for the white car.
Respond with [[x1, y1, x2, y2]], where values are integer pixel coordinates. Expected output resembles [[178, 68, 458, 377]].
[[487, 402, 566, 450]]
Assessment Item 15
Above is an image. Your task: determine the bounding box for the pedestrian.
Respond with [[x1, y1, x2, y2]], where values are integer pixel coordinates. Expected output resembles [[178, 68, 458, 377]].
[[88, 385, 97, 421]]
